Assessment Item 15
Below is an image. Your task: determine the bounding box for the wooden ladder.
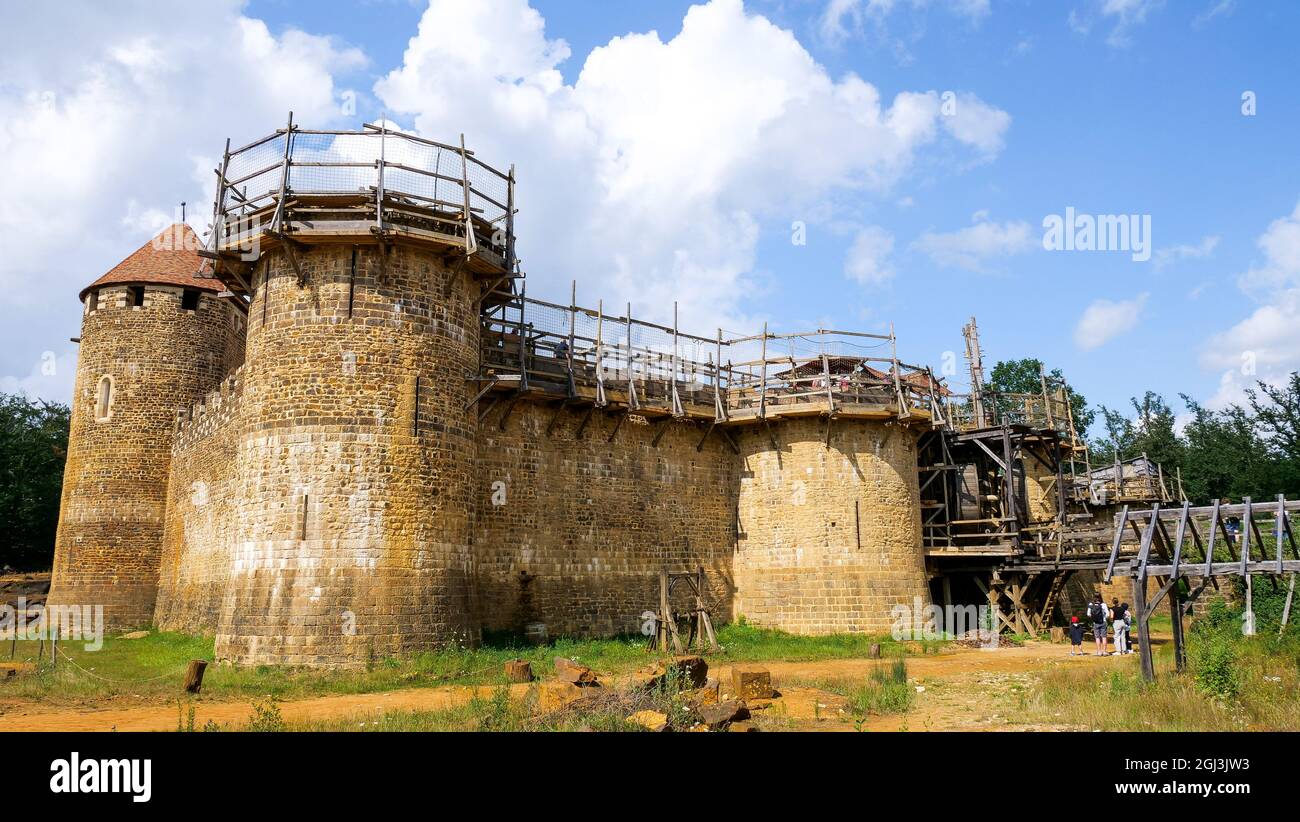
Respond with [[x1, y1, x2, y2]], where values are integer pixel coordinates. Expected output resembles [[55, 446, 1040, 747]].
[[1038, 570, 1071, 627]]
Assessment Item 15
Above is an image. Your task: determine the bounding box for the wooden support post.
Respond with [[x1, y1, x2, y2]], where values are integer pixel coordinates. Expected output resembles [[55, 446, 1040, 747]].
[[626, 302, 638, 410], [1133, 566, 1155, 682], [1281, 573, 1296, 635], [1170, 579, 1187, 672], [1242, 496, 1255, 635], [270, 111, 294, 234], [458, 132, 477, 255], [184, 660, 208, 694], [376, 119, 386, 234], [714, 329, 726, 422], [1002, 427, 1021, 553], [518, 282, 529, 391], [595, 300, 606, 407], [1204, 498, 1221, 579], [567, 280, 577, 397]]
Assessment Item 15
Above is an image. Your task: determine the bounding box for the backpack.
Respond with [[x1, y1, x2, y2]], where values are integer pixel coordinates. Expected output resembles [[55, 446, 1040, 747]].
[[1088, 602, 1106, 624]]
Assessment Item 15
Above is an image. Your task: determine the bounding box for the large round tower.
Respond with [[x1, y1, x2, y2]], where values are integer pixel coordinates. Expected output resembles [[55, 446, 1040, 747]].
[[733, 417, 932, 634], [205, 124, 515, 665], [49, 224, 247, 628]]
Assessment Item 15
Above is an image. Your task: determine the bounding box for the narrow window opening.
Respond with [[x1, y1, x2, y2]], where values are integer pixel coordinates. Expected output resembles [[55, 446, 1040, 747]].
[[412, 375, 421, 437], [348, 247, 357, 318], [128, 286, 145, 307], [95, 375, 113, 422], [181, 289, 200, 311], [87, 290, 98, 313]]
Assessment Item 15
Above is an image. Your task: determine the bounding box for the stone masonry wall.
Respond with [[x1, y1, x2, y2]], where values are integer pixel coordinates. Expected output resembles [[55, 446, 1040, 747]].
[[154, 369, 245, 633], [49, 285, 245, 628], [733, 418, 931, 634], [216, 244, 480, 666], [474, 404, 737, 638]]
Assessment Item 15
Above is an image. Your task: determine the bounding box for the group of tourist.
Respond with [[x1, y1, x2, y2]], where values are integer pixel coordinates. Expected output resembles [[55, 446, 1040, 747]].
[[1067, 593, 1134, 656]]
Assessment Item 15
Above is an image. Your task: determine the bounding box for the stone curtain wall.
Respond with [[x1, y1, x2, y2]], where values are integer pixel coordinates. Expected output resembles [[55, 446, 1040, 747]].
[[216, 244, 480, 666], [154, 369, 245, 633], [49, 285, 245, 629], [474, 404, 738, 638], [733, 418, 931, 634]]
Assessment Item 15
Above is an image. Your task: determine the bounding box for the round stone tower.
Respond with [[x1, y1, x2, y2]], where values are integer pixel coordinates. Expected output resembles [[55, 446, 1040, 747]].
[[49, 224, 246, 628], [733, 417, 931, 634], [204, 124, 515, 665], [214, 242, 482, 665]]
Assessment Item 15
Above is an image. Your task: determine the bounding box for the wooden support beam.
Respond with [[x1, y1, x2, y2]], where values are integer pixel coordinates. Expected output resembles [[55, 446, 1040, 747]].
[[544, 400, 567, 437], [574, 405, 595, 439], [651, 417, 670, 448], [496, 395, 519, 431], [606, 411, 625, 443], [1133, 565, 1155, 682]]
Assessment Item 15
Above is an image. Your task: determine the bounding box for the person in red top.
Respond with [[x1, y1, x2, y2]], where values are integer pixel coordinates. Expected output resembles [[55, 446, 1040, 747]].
[[1067, 616, 1085, 655]]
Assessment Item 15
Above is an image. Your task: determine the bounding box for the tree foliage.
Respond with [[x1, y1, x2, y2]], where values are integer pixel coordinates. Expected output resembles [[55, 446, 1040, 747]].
[[1091, 376, 1300, 504], [987, 357, 1096, 436], [0, 392, 69, 570]]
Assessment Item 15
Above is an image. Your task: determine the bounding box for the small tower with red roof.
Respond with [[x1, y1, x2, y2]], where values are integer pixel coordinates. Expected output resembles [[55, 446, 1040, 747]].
[[48, 223, 247, 629]]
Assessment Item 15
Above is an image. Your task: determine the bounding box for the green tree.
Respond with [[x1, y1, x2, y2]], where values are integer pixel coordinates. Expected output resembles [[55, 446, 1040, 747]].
[[987, 358, 1096, 436], [1179, 397, 1280, 504], [0, 393, 70, 570], [1094, 391, 1183, 471], [1247, 372, 1300, 460]]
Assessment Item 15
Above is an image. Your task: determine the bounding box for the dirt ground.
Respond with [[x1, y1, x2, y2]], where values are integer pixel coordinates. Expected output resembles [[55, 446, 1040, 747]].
[[0, 636, 1156, 732]]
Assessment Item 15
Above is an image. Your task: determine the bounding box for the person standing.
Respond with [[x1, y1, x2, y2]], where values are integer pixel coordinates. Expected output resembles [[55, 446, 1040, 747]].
[[1088, 594, 1110, 656], [1111, 600, 1129, 654], [1068, 616, 1085, 655]]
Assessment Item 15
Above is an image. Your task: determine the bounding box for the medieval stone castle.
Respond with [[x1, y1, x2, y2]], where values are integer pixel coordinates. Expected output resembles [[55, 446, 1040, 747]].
[[48, 123, 1142, 666]]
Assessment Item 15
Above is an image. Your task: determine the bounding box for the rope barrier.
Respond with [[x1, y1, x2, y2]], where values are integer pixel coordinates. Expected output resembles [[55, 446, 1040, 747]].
[[53, 644, 189, 684]]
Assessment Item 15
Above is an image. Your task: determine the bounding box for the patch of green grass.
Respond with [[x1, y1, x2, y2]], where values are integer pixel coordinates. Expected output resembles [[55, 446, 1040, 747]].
[[799, 659, 915, 717], [1019, 600, 1300, 731], [2, 619, 950, 706]]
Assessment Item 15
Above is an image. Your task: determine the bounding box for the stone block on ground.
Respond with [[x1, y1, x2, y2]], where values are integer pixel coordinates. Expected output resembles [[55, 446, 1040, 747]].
[[554, 657, 599, 686], [626, 710, 669, 732], [631, 655, 709, 693], [685, 677, 720, 708], [698, 698, 750, 729], [536, 681, 588, 713], [731, 666, 773, 700]]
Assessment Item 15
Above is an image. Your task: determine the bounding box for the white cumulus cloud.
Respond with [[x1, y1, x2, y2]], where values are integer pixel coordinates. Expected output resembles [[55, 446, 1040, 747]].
[[1074, 293, 1148, 350], [844, 226, 896, 285], [912, 212, 1034, 271], [0, 0, 364, 401], [375, 0, 1010, 333]]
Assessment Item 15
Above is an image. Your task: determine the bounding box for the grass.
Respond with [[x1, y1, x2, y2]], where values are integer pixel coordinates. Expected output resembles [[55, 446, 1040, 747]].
[[1, 618, 948, 705], [795, 659, 916, 718], [1018, 596, 1300, 731]]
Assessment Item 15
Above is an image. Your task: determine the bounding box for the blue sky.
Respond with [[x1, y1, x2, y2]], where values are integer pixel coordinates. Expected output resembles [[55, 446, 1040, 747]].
[[3, 0, 1299, 436]]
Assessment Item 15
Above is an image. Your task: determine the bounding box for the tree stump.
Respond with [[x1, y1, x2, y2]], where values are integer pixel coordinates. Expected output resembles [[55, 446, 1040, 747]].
[[868, 643, 882, 659], [183, 659, 208, 694], [505, 659, 533, 683]]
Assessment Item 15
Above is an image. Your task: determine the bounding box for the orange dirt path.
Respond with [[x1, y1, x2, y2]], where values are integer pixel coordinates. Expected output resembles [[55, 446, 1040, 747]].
[[0, 637, 1157, 732]]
